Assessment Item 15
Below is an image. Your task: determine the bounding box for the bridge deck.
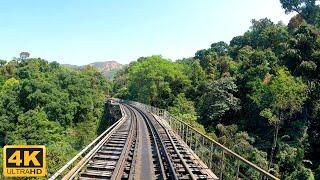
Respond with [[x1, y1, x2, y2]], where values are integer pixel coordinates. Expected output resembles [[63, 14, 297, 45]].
[[50, 100, 280, 180], [57, 102, 217, 180]]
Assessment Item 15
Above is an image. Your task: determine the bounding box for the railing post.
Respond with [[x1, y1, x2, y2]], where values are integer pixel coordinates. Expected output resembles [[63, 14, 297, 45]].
[[179, 122, 182, 137], [202, 136, 205, 146], [194, 133, 198, 152], [193, 131, 195, 150], [220, 149, 225, 179], [210, 142, 214, 170], [236, 160, 240, 179], [201, 136, 205, 161], [175, 118, 178, 133], [182, 123, 185, 142], [189, 131, 193, 150], [172, 117, 176, 132], [185, 125, 189, 146]]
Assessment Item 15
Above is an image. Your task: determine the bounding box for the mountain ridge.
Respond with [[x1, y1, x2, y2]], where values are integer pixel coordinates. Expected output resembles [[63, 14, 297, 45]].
[[63, 60, 124, 79]]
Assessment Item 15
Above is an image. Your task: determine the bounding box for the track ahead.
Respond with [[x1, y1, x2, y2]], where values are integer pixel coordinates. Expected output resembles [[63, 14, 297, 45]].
[[65, 103, 217, 180]]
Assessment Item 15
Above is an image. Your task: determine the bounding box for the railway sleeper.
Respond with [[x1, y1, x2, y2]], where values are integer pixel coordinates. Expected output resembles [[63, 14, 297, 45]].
[[88, 160, 117, 166], [105, 143, 125, 148], [97, 150, 122, 155], [79, 170, 112, 179], [93, 155, 119, 161], [86, 165, 114, 171], [101, 146, 123, 151]]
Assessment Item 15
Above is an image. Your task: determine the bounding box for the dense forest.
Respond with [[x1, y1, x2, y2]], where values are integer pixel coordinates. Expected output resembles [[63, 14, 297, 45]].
[[0, 59, 110, 177], [112, 1, 320, 179]]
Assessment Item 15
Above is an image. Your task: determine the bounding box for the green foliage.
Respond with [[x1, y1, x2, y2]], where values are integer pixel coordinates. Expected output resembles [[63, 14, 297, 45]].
[[230, 19, 289, 57], [118, 55, 191, 108], [282, 24, 320, 80], [250, 68, 307, 119], [237, 47, 279, 82], [46, 142, 77, 175], [0, 59, 6, 66], [280, 0, 320, 26], [7, 108, 64, 145], [215, 124, 269, 173], [277, 143, 305, 174], [168, 93, 206, 133], [210, 41, 229, 56], [284, 165, 315, 180], [168, 93, 196, 118], [0, 58, 110, 176], [199, 77, 240, 126]]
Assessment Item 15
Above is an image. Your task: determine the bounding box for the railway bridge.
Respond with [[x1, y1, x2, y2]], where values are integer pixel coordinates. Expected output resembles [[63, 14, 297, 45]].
[[50, 100, 279, 180]]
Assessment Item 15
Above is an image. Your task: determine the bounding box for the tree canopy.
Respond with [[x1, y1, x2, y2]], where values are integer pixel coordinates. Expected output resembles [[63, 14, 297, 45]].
[[0, 59, 110, 176]]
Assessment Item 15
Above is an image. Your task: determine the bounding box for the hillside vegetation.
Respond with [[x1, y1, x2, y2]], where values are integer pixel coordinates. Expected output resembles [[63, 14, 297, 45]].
[[112, 1, 320, 178], [0, 59, 110, 177]]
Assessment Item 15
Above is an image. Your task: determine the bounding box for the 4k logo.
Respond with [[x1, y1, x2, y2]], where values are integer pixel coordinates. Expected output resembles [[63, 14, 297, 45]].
[[3, 145, 46, 177]]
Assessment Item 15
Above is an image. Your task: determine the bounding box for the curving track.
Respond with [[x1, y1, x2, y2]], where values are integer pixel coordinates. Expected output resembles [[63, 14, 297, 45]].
[[63, 103, 217, 180]]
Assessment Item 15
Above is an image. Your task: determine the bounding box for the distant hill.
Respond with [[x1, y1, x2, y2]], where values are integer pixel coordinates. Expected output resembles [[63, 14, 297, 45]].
[[63, 61, 124, 79], [88, 61, 123, 79]]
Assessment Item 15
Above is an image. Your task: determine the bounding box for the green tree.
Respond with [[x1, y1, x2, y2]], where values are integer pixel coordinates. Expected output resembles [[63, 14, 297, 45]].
[[0, 60, 6, 66], [6, 108, 64, 145], [0, 78, 21, 145], [215, 124, 268, 178], [276, 143, 314, 178], [126, 55, 190, 108], [199, 77, 240, 127], [284, 165, 315, 180], [176, 58, 206, 100], [237, 47, 279, 82], [230, 18, 289, 57], [168, 93, 206, 132], [280, 0, 320, 26], [249, 68, 307, 170], [210, 41, 229, 56]]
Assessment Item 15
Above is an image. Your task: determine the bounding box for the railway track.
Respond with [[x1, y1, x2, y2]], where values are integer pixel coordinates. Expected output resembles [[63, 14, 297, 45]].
[[135, 106, 216, 180], [75, 105, 137, 179], [59, 103, 216, 180]]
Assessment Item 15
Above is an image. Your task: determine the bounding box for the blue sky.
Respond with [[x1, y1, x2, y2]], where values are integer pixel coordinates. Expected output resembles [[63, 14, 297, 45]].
[[0, 0, 293, 65]]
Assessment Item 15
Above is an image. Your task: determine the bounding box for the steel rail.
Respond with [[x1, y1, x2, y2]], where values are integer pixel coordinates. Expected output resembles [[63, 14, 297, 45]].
[[110, 105, 137, 180], [49, 104, 127, 180], [134, 108, 167, 180], [139, 112, 167, 180], [166, 128, 198, 180], [151, 112, 217, 180], [130, 104, 178, 180], [126, 106, 139, 180], [149, 109, 198, 180]]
